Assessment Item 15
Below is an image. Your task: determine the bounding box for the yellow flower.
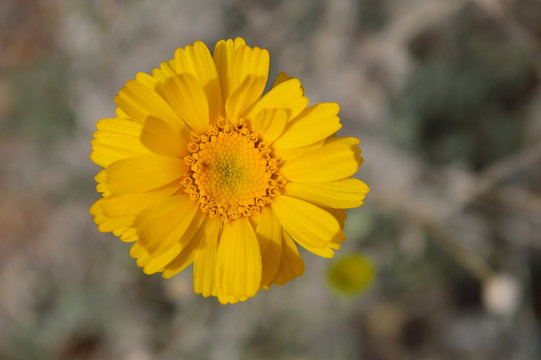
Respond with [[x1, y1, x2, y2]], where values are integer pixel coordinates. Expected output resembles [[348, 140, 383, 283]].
[[327, 253, 374, 296], [90, 38, 369, 304]]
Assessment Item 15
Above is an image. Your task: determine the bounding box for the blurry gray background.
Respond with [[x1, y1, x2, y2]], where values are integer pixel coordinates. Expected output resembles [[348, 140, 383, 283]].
[[1, 0, 541, 359]]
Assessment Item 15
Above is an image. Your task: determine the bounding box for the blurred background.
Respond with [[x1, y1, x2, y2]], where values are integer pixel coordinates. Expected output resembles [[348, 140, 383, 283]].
[[1, 0, 541, 359]]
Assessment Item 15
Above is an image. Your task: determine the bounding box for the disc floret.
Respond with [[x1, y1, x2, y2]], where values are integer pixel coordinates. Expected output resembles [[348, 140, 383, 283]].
[[181, 118, 286, 221]]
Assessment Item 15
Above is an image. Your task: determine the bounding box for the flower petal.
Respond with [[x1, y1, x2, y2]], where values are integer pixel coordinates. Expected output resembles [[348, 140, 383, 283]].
[[151, 60, 177, 86], [270, 230, 305, 286], [223, 44, 269, 121], [193, 217, 222, 297], [94, 169, 110, 196], [280, 138, 360, 183], [175, 41, 223, 120], [114, 79, 183, 133], [251, 108, 287, 143], [105, 155, 185, 194], [119, 228, 137, 242], [140, 116, 189, 157], [133, 195, 199, 256], [273, 103, 341, 149], [225, 75, 266, 123], [90, 118, 150, 168], [96, 117, 143, 136], [161, 212, 207, 278], [135, 71, 158, 90], [130, 242, 184, 275], [162, 73, 209, 133], [285, 178, 369, 209], [90, 200, 134, 236], [98, 183, 179, 218], [213, 37, 246, 102], [272, 72, 297, 88], [272, 195, 340, 258], [255, 207, 282, 289], [323, 207, 347, 249], [215, 217, 262, 304], [326, 136, 364, 166], [229, 45, 269, 95], [273, 141, 324, 162], [245, 78, 308, 122]]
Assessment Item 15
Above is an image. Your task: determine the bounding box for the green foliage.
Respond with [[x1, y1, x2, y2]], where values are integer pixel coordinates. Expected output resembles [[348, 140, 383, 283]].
[[11, 55, 75, 144], [389, 8, 538, 169]]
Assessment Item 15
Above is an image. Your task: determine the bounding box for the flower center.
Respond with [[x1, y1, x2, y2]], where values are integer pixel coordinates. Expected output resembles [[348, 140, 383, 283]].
[[181, 118, 286, 221]]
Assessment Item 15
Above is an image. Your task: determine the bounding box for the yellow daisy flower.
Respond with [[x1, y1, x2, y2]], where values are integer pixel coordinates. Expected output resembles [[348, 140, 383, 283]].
[[90, 38, 369, 304]]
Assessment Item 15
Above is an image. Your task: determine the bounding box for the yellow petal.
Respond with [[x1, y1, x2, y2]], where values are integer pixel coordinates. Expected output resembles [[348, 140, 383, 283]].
[[90, 118, 150, 168], [272, 195, 340, 258], [251, 108, 287, 143], [115, 107, 130, 119], [213, 37, 247, 102], [273, 140, 324, 162], [160, 241, 195, 278], [106, 155, 185, 194], [327, 136, 364, 166], [175, 41, 223, 121], [245, 78, 308, 122], [114, 79, 183, 133], [133, 195, 199, 256], [273, 103, 341, 149], [90, 200, 134, 235], [130, 242, 146, 260], [136, 213, 205, 275], [140, 116, 189, 157], [161, 212, 207, 278], [135, 72, 158, 90], [94, 169, 110, 196], [216, 217, 262, 304], [91, 134, 149, 168], [272, 72, 294, 88], [285, 178, 369, 209], [151, 61, 177, 86], [142, 245, 183, 275], [119, 228, 137, 242], [99, 183, 179, 218], [130, 242, 184, 275], [229, 45, 269, 95], [193, 217, 222, 297], [130, 241, 146, 260], [270, 230, 305, 286], [255, 207, 282, 289], [96, 217, 134, 235], [96, 117, 142, 136], [323, 207, 347, 250], [223, 44, 270, 121], [280, 139, 360, 183], [225, 75, 266, 123], [162, 73, 209, 133], [161, 60, 177, 79]]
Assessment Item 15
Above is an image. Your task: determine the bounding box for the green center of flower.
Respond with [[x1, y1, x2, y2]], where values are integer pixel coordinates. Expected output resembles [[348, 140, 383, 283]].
[[219, 161, 241, 185], [181, 119, 286, 221]]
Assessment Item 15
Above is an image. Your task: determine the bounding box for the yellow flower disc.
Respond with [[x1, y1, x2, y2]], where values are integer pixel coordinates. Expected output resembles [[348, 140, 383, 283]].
[[182, 119, 285, 221]]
